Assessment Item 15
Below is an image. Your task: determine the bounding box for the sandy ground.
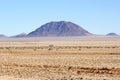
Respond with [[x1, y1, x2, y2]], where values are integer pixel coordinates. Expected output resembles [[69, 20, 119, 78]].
[[0, 37, 120, 80]]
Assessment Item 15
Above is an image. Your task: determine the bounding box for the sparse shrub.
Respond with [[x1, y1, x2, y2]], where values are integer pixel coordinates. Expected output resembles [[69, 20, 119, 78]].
[[48, 44, 54, 50], [101, 67, 109, 70], [33, 48, 36, 51], [68, 66, 72, 70], [77, 71, 80, 74], [80, 77, 83, 80]]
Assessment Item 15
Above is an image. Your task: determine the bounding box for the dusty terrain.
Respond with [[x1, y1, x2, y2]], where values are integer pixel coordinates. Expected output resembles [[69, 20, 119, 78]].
[[0, 36, 120, 80]]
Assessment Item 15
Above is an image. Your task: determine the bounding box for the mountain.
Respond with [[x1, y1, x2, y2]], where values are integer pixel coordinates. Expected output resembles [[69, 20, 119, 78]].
[[106, 33, 119, 36], [0, 34, 6, 38], [11, 33, 27, 38], [27, 21, 92, 37]]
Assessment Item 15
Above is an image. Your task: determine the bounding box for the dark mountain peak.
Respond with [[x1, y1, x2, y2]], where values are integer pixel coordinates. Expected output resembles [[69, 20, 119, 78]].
[[27, 21, 92, 37]]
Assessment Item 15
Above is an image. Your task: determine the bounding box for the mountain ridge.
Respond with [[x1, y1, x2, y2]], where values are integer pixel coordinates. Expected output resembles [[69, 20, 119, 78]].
[[1, 21, 119, 37]]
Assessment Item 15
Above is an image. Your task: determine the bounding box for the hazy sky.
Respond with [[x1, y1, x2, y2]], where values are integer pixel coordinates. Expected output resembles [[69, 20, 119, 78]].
[[0, 0, 120, 36]]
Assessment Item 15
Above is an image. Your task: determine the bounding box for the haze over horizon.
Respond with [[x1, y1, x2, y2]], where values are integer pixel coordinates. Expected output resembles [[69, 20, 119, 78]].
[[0, 0, 120, 36]]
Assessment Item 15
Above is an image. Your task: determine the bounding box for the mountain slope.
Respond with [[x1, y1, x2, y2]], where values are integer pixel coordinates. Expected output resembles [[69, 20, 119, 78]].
[[27, 21, 92, 37]]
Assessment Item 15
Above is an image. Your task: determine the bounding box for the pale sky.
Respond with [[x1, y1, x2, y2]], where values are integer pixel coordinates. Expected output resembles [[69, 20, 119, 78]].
[[0, 0, 120, 36]]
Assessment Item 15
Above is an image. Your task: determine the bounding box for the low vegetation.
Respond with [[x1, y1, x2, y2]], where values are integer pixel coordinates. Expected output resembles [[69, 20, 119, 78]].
[[0, 37, 120, 80]]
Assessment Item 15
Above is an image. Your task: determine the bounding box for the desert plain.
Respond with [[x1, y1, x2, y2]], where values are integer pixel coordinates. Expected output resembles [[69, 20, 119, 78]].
[[0, 36, 120, 80]]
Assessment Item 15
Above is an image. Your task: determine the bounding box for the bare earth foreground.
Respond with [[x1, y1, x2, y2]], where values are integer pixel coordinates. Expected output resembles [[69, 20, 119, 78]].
[[0, 36, 120, 80]]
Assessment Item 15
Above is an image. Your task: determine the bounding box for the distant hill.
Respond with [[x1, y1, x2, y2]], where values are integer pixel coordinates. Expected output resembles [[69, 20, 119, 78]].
[[11, 33, 27, 38], [106, 33, 119, 36], [27, 21, 92, 37], [0, 34, 6, 38]]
